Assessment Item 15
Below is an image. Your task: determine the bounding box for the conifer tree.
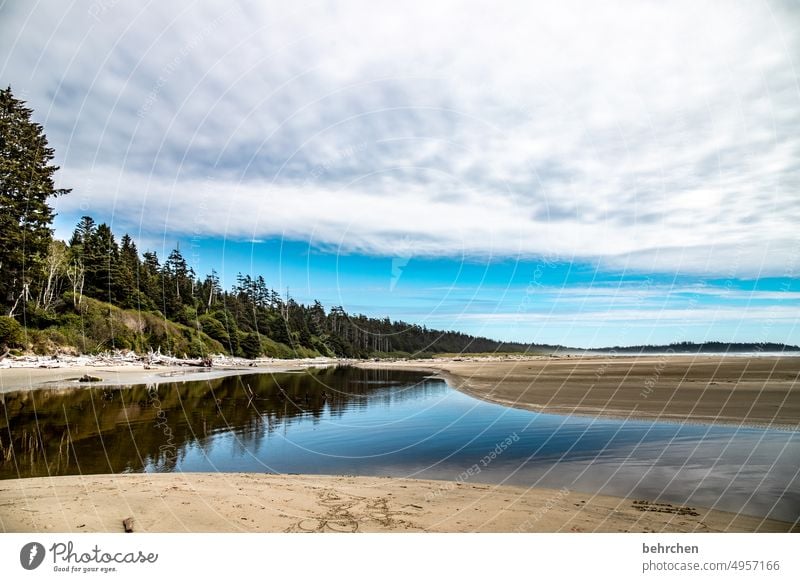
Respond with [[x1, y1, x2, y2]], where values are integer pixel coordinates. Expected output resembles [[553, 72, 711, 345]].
[[0, 86, 70, 314], [83, 223, 118, 300], [116, 234, 140, 308]]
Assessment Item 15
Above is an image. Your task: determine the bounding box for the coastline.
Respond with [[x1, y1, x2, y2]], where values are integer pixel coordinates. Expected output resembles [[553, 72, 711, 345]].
[[1, 473, 794, 533], [1, 355, 798, 533], [357, 355, 800, 430], [0, 357, 340, 394], [2, 354, 798, 429]]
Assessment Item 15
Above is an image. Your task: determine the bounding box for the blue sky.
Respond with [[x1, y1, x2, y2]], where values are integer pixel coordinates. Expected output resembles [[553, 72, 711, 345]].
[[4, 1, 800, 347]]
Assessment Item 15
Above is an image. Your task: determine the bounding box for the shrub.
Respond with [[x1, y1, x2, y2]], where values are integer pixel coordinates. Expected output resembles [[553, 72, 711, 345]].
[[0, 316, 23, 348], [292, 345, 321, 359], [29, 330, 52, 355], [25, 302, 61, 328], [199, 314, 230, 344], [259, 336, 295, 358], [240, 332, 262, 359], [175, 305, 199, 327]]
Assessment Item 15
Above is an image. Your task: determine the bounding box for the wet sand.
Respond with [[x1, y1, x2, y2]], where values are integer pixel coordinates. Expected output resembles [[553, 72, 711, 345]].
[[1, 355, 798, 533], [0, 358, 338, 393], [1, 473, 793, 533], [362, 355, 800, 429], [3, 354, 798, 428]]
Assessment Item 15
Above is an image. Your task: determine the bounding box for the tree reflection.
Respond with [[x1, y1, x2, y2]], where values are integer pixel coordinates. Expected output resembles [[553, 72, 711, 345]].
[[0, 367, 429, 479]]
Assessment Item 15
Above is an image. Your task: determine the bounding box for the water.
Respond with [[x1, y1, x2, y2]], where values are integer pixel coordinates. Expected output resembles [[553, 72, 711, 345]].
[[1, 367, 797, 522]]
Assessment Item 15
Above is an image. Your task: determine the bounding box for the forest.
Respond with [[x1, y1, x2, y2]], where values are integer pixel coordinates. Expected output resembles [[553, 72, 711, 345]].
[[591, 341, 799, 354], [0, 86, 532, 359], [3, 86, 795, 360]]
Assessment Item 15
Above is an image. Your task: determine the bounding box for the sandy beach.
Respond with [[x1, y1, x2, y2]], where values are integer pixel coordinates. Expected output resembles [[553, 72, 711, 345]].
[[0, 357, 339, 394], [361, 355, 800, 429], [3, 354, 798, 429], [1, 473, 794, 533], [1, 355, 797, 533]]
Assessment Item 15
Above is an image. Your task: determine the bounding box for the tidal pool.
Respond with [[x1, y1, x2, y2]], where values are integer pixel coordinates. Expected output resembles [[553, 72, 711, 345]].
[[1, 366, 797, 522]]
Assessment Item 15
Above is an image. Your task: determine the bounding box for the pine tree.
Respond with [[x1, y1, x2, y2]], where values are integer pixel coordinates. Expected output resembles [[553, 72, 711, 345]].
[[0, 86, 70, 315], [69, 215, 96, 250], [83, 223, 118, 301], [162, 247, 194, 321], [200, 270, 222, 312], [116, 234, 140, 308], [140, 251, 162, 311]]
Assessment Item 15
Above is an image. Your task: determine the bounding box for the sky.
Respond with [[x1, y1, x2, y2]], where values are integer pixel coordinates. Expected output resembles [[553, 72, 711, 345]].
[[1, 0, 799, 347]]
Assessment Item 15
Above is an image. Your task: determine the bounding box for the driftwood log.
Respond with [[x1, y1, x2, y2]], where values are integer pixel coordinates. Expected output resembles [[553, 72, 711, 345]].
[[145, 348, 213, 368]]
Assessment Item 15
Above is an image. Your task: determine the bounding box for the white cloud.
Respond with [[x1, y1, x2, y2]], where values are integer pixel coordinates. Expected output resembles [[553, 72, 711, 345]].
[[455, 305, 800, 324], [2, 0, 799, 276]]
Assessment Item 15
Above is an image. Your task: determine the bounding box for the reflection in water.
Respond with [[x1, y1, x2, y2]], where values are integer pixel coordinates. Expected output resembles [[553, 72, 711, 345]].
[[1, 366, 798, 522], [0, 367, 427, 478]]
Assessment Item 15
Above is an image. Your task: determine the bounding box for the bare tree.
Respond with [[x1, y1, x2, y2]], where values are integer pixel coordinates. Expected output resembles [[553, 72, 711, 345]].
[[65, 259, 85, 307], [38, 241, 68, 311], [7, 281, 30, 318]]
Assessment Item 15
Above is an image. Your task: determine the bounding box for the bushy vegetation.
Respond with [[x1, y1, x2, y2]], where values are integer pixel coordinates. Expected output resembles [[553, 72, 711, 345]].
[[17, 294, 223, 356], [0, 86, 534, 359], [0, 316, 24, 349], [8, 222, 532, 357], [3, 87, 796, 359]]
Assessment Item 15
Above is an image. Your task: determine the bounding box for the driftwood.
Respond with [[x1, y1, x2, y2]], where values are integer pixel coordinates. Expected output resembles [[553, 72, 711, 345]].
[[0, 349, 347, 371], [0, 348, 229, 371], [144, 347, 212, 368], [147, 356, 212, 367]]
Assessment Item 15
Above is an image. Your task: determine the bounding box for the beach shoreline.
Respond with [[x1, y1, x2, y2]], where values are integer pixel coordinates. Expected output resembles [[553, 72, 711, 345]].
[[1, 354, 798, 429], [1, 355, 798, 533], [358, 355, 800, 430], [0, 357, 340, 393], [1, 473, 794, 533]]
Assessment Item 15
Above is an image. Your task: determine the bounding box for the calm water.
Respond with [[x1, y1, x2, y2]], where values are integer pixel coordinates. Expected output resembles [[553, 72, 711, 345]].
[[1, 367, 798, 522]]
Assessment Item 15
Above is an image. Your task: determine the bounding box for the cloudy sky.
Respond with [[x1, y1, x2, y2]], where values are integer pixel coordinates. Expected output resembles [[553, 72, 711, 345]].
[[1, 0, 799, 347]]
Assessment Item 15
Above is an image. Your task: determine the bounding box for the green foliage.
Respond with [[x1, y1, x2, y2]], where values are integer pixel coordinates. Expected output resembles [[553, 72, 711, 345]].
[[13, 205, 539, 358], [0, 316, 23, 347], [0, 87, 70, 315], [37, 294, 223, 357], [175, 305, 198, 327], [27, 329, 57, 355], [22, 302, 61, 328], [309, 335, 336, 357], [1, 87, 539, 359], [198, 314, 230, 344], [258, 336, 295, 358], [291, 345, 321, 359], [239, 332, 262, 359]]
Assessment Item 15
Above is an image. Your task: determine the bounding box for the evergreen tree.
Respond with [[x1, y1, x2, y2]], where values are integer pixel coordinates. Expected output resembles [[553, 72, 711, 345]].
[[83, 223, 118, 300], [69, 215, 96, 250], [0, 86, 70, 314], [140, 251, 162, 311], [116, 234, 140, 308], [162, 246, 194, 321], [0, 87, 541, 358], [199, 270, 222, 313]]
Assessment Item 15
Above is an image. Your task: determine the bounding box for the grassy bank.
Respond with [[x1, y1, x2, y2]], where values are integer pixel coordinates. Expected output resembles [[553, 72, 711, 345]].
[[4, 294, 315, 359]]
